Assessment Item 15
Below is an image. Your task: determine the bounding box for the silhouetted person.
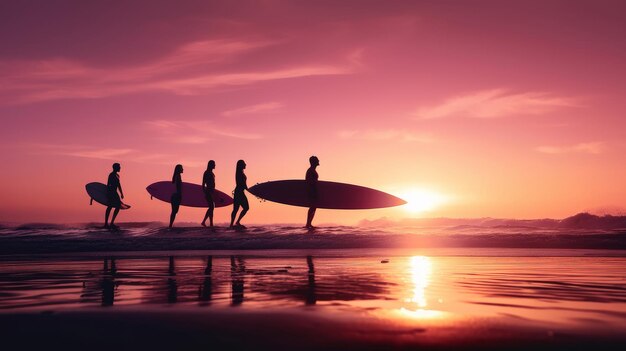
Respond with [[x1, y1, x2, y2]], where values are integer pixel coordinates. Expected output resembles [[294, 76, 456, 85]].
[[201, 160, 216, 228], [167, 256, 177, 303], [305, 156, 319, 229], [306, 255, 317, 305], [169, 164, 183, 228], [199, 256, 213, 303], [230, 256, 245, 305], [105, 163, 124, 230], [230, 160, 249, 228]]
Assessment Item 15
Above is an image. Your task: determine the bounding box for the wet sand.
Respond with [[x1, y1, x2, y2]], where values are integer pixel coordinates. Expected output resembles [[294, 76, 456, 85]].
[[3, 307, 622, 351], [1, 249, 626, 350]]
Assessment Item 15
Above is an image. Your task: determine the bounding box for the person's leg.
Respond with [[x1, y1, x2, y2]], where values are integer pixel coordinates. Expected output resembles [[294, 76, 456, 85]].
[[208, 201, 215, 227], [230, 203, 240, 227], [105, 207, 112, 227], [236, 196, 249, 225], [306, 207, 316, 228], [202, 194, 215, 227], [170, 202, 179, 228], [202, 208, 210, 226], [111, 207, 120, 226]]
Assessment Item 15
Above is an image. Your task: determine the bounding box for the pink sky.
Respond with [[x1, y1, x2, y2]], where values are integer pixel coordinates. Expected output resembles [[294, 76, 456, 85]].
[[1, 0, 625, 224]]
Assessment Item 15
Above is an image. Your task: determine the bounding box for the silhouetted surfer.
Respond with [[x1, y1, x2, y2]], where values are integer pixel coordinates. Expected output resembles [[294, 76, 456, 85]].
[[201, 160, 216, 228], [169, 164, 183, 228], [105, 163, 124, 230], [305, 156, 319, 229], [230, 160, 249, 229]]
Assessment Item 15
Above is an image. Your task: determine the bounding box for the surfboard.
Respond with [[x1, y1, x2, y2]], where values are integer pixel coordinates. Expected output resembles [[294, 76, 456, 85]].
[[85, 182, 131, 210], [146, 181, 234, 208], [248, 180, 406, 209]]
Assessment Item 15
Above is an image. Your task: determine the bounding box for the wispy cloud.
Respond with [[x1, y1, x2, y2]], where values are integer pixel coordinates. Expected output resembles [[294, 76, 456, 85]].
[[25, 143, 205, 167], [27, 143, 135, 160], [337, 129, 433, 143], [145, 119, 263, 143], [535, 142, 606, 155], [222, 102, 284, 117], [0, 39, 355, 105], [414, 89, 578, 119]]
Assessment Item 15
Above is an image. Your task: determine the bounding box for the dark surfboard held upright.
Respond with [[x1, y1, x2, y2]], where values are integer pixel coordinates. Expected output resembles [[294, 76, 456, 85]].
[[85, 182, 131, 210], [249, 180, 406, 209]]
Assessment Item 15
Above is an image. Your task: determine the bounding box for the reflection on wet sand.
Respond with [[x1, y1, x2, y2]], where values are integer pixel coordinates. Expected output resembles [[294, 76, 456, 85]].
[[102, 258, 117, 307], [198, 256, 212, 305], [80, 258, 118, 307], [230, 256, 245, 306], [396, 255, 445, 320], [306, 256, 316, 305], [2, 251, 626, 351], [167, 256, 177, 304], [3, 251, 626, 335], [257, 256, 391, 306]]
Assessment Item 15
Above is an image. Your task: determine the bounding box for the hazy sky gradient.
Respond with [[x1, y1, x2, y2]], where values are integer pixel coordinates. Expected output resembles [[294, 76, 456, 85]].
[[1, 0, 625, 224]]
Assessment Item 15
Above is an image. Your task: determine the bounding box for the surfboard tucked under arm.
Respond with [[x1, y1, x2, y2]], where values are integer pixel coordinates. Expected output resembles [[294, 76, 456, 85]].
[[85, 182, 131, 210], [146, 181, 234, 208], [248, 180, 406, 209]]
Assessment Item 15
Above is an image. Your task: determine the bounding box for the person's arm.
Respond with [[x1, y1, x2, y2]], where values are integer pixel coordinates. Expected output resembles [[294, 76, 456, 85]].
[[118, 182, 124, 199], [306, 169, 317, 185], [202, 172, 207, 191], [306, 169, 318, 196]]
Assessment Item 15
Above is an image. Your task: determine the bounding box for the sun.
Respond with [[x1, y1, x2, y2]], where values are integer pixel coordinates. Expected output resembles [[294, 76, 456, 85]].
[[400, 189, 447, 213]]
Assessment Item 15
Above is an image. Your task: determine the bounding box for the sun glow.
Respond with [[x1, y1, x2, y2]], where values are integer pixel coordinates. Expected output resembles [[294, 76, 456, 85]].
[[400, 189, 447, 213]]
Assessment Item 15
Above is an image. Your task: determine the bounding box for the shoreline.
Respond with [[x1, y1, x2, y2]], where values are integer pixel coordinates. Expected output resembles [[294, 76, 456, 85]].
[[1, 225, 626, 255]]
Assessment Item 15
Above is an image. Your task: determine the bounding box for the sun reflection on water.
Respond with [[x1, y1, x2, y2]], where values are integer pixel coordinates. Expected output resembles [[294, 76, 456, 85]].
[[407, 256, 431, 307], [397, 255, 445, 320]]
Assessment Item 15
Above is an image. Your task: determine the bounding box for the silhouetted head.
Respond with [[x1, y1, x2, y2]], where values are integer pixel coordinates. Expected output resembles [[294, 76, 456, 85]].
[[309, 156, 319, 167], [112, 163, 121, 172], [236, 160, 246, 172], [207, 160, 215, 170], [172, 164, 183, 182]]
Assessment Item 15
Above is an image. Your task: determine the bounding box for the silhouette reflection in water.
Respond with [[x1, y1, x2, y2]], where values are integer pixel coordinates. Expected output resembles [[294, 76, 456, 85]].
[[81, 258, 118, 306], [306, 256, 316, 305], [230, 256, 245, 306], [199, 256, 213, 305], [263, 257, 389, 304], [101, 258, 117, 306], [76, 255, 390, 309], [167, 256, 177, 304]]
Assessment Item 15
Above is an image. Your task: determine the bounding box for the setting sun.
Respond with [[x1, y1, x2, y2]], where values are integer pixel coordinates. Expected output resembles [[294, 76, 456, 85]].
[[400, 189, 447, 213]]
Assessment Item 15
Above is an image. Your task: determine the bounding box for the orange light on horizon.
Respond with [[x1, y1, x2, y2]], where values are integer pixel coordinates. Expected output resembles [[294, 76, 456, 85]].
[[398, 189, 449, 214]]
